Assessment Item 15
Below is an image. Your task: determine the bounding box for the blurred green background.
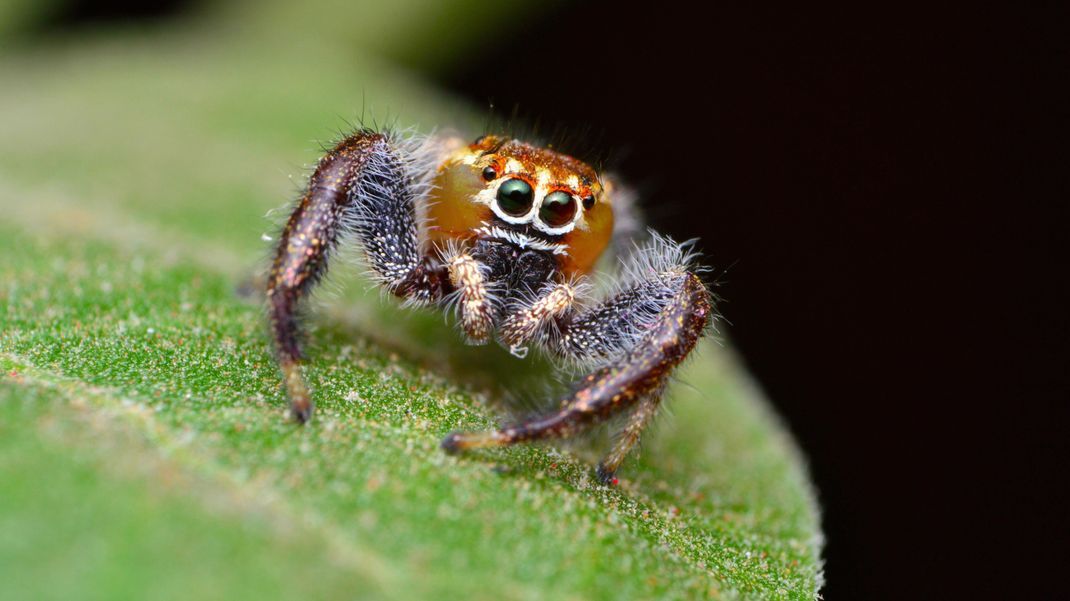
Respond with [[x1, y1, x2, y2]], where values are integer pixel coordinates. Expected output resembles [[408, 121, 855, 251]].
[[0, 1, 823, 599]]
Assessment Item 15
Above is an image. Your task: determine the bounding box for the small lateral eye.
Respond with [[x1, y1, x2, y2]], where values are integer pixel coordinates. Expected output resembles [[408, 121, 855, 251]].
[[540, 191, 578, 227], [496, 178, 534, 216], [481, 165, 498, 181], [582, 194, 596, 210]]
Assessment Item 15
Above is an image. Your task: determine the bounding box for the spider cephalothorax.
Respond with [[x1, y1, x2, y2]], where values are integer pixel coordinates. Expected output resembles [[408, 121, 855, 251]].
[[267, 128, 713, 484]]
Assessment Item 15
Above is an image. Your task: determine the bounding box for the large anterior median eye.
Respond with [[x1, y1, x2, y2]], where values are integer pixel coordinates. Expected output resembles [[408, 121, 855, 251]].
[[539, 191, 578, 227], [495, 178, 534, 216]]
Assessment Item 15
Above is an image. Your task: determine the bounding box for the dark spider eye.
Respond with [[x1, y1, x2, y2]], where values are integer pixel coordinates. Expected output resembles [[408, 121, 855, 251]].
[[496, 178, 534, 216], [482, 166, 497, 181], [582, 194, 596, 210], [540, 191, 578, 227]]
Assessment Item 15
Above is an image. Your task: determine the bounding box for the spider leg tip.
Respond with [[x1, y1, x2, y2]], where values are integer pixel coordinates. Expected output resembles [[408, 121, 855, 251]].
[[290, 401, 313, 424], [595, 463, 618, 486], [441, 432, 464, 455]]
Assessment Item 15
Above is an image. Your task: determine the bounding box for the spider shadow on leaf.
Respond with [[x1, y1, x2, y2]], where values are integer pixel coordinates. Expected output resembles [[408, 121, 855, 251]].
[[309, 271, 575, 416]]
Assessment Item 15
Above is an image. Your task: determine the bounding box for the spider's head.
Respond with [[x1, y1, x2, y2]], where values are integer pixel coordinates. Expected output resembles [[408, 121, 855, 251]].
[[427, 135, 614, 276]]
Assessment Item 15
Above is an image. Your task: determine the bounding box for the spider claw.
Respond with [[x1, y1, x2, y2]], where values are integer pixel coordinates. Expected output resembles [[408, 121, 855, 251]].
[[290, 399, 313, 424], [595, 463, 617, 486], [441, 432, 464, 454], [281, 362, 313, 424]]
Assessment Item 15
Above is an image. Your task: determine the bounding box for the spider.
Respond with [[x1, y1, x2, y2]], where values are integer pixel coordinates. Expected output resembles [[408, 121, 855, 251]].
[[266, 128, 713, 484]]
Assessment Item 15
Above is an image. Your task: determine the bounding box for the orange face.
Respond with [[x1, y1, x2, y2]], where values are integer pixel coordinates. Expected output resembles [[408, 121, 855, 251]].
[[425, 136, 614, 277]]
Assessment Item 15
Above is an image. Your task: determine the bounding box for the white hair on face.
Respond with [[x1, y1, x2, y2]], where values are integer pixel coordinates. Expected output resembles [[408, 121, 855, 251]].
[[474, 223, 569, 255]]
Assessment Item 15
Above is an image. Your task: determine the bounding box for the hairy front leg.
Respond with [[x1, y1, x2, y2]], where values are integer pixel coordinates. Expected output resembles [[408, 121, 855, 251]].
[[443, 269, 711, 482], [267, 130, 445, 422]]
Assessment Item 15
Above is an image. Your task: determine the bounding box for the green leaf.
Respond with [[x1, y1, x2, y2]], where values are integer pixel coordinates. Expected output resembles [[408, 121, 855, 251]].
[[0, 7, 823, 599]]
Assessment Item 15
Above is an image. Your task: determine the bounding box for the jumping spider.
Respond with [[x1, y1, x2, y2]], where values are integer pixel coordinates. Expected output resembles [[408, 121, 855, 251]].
[[267, 129, 713, 484]]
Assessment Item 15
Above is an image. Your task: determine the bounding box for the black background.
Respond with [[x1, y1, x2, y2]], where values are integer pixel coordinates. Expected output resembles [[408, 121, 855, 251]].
[[39, 2, 1069, 598], [430, 4, 1068, 599]]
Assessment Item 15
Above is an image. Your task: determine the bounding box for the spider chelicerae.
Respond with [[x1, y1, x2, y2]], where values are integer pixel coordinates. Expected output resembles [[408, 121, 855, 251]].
[[266, 128, 714, 484]]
